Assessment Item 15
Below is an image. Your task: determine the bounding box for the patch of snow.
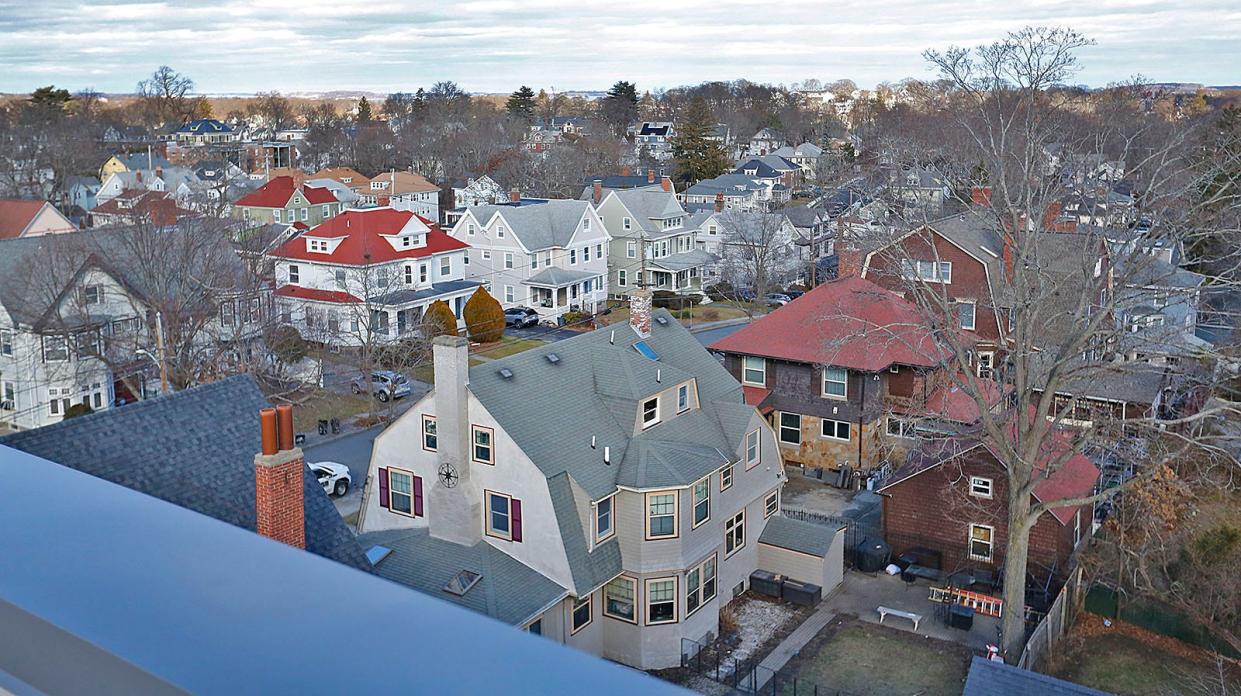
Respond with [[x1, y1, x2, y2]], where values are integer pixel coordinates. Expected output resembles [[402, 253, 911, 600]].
[[725, 597, 801, 665]]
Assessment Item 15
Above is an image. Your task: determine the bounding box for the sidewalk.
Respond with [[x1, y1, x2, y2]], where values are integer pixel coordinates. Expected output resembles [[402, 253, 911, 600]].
[[738, 604, 837, 690]]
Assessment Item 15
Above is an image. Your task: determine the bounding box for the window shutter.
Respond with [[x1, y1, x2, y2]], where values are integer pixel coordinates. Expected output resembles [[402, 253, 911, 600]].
[[378, 468, 389, 509], [413, 475, 424, 517], [511, 498, 523, 542]]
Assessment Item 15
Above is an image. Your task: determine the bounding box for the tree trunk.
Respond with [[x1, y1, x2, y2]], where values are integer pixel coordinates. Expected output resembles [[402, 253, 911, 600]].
[[1002, 492, 1034, 662]]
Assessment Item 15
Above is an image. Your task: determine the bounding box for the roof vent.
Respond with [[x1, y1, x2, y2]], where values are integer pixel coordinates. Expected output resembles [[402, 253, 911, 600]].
[[656, 368, 662, 383], [443, 570, 483, 597], [365, 545, 392, 565], [546, 353, 561, 364], [591, 435, 597, 449], [498, 367, 514, 379], [603, 446, 611, 465], [609, 329, 615, 345], [655, 315, 669, 325]]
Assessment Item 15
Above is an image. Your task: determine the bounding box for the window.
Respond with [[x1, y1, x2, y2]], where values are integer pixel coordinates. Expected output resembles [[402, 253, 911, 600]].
[[617, 269, 627, 287], [646, 491, 678, 539], [288, 264, 299, 284], [1, 381, 14, 410], [646, 578, 677, 625], [467, 223, 476, 236], [764, 490, 780, 518], [596, 243, 603, 258], [273, 209, 282, 223], [530, 254, 538, 270], [82, 285, 102, 305], [958, 301, 976, 330], [335, 270, 346, 287], [969, 476, 993, 499], [48, 388, 70, 416], [386, 468, 417, 516], [626, 240, 636, 258], [779, 412, 801, 445], [968, 524, 994, 562], [0, 329, 11, 356], [583, 245, 590, 262], [977, 352, 995, 379], [322, 205, 329, 217], [641, 396, 659, 428], [571, 595, 592, 634], [604, 576, 637, 623], [300, 207, 308, 221], [742, 356, 765, 385], [886, 417, 916, 438], [685, 556, 716, 618], [486, 491, 516, 540], [745, 429, 760, 468], [822, 366, 847, 398], [421, 415, 437, 450], [42, 335, 69, 362], [623, 217, 633, 231], [903, 259, 952, 283], [821, 418, 851, 441], [472, 425, 493, 464], [569, 248, 577, 265], [720, 464, 734, 491], [504, 252, 514, 269], [725, 510, 746, 557], [497, 226, 505, 238], [595, 495, 614, 542], [440, 257, 451, 276], [692, 478, 710, 527], [504, 285, 515, 303], [403, 265, 414, 285], [481, 249, 491, 260], [677, 383, 690, 413]]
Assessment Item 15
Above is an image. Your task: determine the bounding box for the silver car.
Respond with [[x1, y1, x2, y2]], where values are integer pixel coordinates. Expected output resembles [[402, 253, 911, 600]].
[[351, 370, 412, 402]]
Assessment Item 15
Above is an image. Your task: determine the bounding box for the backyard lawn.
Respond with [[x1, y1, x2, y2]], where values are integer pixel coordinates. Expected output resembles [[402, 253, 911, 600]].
[[291, 391, 371, 432], [777, 618, 973, 696]]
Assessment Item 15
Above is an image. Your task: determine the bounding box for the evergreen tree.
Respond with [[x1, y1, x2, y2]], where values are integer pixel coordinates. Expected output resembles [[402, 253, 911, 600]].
[[423, 299, 459, 338], [463, 287, 505, 343], [356, 96, 373, 123], [670, 97, 730, 185], [28, 85, 72, 114], [600, 80, 640, 136], [506, 85, 537, 121]]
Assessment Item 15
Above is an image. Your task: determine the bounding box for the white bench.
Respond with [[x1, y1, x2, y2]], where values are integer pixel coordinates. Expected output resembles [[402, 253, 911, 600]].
[[877, 606, 922, 631]]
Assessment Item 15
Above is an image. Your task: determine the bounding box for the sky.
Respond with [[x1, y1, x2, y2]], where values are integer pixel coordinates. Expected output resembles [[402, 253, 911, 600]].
[[0, 0, 1239, 96]]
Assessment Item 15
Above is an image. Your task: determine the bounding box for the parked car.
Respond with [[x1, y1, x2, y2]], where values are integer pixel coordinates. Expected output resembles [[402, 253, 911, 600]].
[[309, 461, 351, 497], [504, 306, 539, 328], [351, 370, 412, 402], [765, 293, 792, 306], [736, 288, 757, 301], [783, 290, 805, 300]]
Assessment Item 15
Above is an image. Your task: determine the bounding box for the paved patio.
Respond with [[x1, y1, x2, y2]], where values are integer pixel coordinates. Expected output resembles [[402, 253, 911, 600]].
[[823, 572, 1002, 651]]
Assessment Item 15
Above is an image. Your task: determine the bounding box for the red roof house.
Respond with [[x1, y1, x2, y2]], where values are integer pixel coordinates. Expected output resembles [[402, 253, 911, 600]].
[[0, 199, 77, 239]]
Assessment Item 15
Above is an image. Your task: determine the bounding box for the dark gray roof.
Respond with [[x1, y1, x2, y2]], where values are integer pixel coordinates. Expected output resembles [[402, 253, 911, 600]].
[[548, 473, 623, 594], [963, 657, 1111, 696], [0, 376, 371, 571], [524, 267, 599, 287], [1117, 255, 1204, 290], [371, 279, 482, 306], [648, 249, 716, 272], [466, 199, 592, 251], [759, 515, 839, 557], [358, 527, 567, 625], [685, 174, 766, 197], [1029, 353, 1182, 406], [610, 188, 687, 235]]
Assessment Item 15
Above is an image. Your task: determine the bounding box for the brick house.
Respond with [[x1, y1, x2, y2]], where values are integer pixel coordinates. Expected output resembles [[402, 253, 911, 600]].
[[879, 434, 1098, 579], [710, 276, 979, 475]]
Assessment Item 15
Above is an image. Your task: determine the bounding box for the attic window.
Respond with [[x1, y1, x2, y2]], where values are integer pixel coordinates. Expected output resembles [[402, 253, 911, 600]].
[[443, 570, 483, 597], [307, 238, 330, 253], [633, 341, 659, 361], [365, 545, 392, 565]]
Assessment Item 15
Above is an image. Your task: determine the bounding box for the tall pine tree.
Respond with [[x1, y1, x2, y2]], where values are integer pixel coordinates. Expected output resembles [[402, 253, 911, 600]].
[[670, 97, 730, 185], [506, 85, 537, 121], [356, 96, 373, 123], [600, 80, 639, 136]]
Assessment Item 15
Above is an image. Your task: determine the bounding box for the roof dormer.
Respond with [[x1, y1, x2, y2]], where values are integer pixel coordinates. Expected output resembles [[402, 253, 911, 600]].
[[382, 212, 432, 252], [305, 235, 345, 254]]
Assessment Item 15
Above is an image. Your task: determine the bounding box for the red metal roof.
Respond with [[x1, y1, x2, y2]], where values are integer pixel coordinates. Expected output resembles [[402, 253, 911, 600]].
[[892, 375, 1006, 424], [273, 285, 361, 304], [0, 199, 49, 239], [710, 276, 954, 372], [269, 208, 469, 266], [235, 176, 337, 208], [742, 386, 772, 413]]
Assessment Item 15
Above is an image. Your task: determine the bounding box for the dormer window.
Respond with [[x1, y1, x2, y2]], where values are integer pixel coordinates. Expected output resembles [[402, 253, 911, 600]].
[[307, 238, 330, 253], [641, 396, 660, 428], [677, 383, 690, 413]]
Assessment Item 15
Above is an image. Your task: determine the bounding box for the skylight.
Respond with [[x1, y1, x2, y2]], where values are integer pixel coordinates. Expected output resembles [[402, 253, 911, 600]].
[[443, 570, 483, 597], [365, 545, 392, 565], [633, 341, 659, 361]]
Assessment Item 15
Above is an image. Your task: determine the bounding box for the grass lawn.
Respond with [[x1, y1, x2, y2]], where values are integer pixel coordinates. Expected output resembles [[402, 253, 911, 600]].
[[605, 301, 760, 327], [292, 391, 371, 432], [779, 618, 973, 696], [473, 337, 547, 359]]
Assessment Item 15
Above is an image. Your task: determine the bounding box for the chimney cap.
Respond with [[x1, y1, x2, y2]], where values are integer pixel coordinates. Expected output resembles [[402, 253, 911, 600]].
[[433, 335, 469, 348]]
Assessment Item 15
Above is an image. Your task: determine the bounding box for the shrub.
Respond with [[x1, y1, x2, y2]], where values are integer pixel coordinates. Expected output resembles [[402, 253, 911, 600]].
[[561, 310, 591, 327], [701, 308, 721, 321], [652, 290, 702, 309], [463, 287, 505, 343], [264, 323, 308, 365], [423, 299, 459, 338], [706, 282, 734, 302], [64, 403, 94, 419]]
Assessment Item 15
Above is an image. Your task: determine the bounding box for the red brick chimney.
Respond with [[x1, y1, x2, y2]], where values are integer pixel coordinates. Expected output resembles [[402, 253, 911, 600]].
[[1002, 235, 1015, 280], [660, 176, 672, 193], [630, 287, 653, 339], [836, 246, 862, 279], [135, 170, 143, 184], [292, 170, 306, 190], [254, 405, 305, 550], [647, 169, 656, 184], [509, 188, 520, 204], [593, 179, 603, 205], [970, 186, 992, 207], [621, 165, 631, 177], [714, 192, 724, 213]]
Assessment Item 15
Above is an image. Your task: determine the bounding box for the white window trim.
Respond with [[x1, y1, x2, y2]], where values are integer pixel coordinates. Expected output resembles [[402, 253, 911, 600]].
[[594, 494, 616, 543], [570, 594, 592, 634], [744, 429, 760, 469], [969, 476, 993, 499], [644, 576, 679, 626], [603, 576, 638, 624], [645, 490, 679, 540], [485, 490, 513, 541], [720, 463, 734, 491], [691, 477, 710, 529], [778, 412, 801, 445], [641, 396, 660, 429], [421, 414, 437, 451], [724, 509, 746, 558], [968, 523, 994, 562], [764, 489, 780, 518], [821, 366, 848, 399], [741, 356, 766, 386], [959, 300, 976, 330], [677, 383, 690, 413], [471, 424, 494, 465], [387, 466, 416, 518], [685, 554, 717, 618], [821, 418, 851, 442]]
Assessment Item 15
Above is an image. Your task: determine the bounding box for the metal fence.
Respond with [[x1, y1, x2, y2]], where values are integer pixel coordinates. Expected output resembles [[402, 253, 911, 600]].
[[779, 507, 879, 569], [681, 637, 852, 696], [1017, 566, 1086, 672]]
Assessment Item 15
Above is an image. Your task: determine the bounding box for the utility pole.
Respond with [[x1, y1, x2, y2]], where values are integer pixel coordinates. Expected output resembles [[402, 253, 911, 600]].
[[155, 311, 169, 396]]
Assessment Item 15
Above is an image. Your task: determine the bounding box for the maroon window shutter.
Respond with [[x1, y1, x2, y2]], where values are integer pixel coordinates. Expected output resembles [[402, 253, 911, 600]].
[[413, 475, 424, 517], [378, 468, 389, 509], [511, 498, 523, 542]]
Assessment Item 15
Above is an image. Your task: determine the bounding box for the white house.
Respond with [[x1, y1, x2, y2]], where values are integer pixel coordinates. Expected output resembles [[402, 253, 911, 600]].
[[267, 207, 480, 346], [358, 170, 441, 222], [451, 175, 507, 210], [449, 198, 610, 324], [355, 298, 836, 670], [592, 186, 715, 299]]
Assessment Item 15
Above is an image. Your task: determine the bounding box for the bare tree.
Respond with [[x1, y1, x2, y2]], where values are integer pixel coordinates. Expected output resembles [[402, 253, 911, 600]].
[[136, 65, 195, 127], [716, 209, 800, 314]]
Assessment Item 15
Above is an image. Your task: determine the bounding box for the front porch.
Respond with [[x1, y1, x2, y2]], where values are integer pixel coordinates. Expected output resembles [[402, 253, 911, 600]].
[[647, 250, 714, 295], [522, 268, 606, 322]]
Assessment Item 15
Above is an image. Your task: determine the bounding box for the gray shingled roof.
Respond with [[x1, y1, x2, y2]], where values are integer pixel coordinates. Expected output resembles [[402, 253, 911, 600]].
[[0, 376, 371, 571], [357, 527, 568, 626], [649, 249, 716, 272], [963, 657, 1111, 695], [759, 515, 839, 557], [548, 473, 623, 595], [524, 267, 599, 287], [372, 279, 481, 305], [467, 199, 591, 252], [610, 188, 686, 235], [685, 174, 766, 197]]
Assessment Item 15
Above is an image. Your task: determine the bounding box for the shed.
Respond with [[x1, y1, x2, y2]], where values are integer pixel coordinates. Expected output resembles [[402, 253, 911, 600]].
[[757, 515, 845, 594]]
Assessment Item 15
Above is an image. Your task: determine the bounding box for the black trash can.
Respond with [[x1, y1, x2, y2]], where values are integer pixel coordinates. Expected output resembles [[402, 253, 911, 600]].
[[949, 604, 975, 631], [749, 570, 782, 598], [855, 538, 891, 573], [317, 419, 329, 435], [781, 579, 822, 607]]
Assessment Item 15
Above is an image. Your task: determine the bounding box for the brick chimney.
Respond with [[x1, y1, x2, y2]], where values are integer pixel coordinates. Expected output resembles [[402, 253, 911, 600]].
[[630, 287, 653, 339], [1002, 235, 1015, 280], [835, 246, 862, 279], [660, 176, 672, 193], [593, 179, 603, 205], [971, 186, 992, 207], [647, 169, 656, 184], [714, 192, 725, 213], [621, 165, 631, 177], [428, 336, 482, 546], [509, 188, 520, 204], [135, 170, 143, 184], [292, 170, 306, 190], [254, 405, 305, 549]]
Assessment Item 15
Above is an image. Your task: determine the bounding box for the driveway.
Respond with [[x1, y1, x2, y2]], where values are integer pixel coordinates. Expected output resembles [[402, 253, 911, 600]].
[[305, 424, 383, 520]]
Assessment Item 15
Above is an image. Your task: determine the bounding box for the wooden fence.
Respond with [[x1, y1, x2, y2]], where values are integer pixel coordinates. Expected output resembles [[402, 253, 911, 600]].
[[1017, 566, 1086, 672]]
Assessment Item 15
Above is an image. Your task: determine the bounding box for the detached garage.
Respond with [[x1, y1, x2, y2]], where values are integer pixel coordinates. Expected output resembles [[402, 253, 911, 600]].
[[757, 516, 845, 601]]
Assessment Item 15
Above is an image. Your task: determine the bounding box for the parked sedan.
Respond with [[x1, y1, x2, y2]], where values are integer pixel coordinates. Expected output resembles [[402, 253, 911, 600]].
[[765, 293, 792, 306], [309, 461, 351, 497], [351, 370, 412, 402], [504, 306, 540, 328]]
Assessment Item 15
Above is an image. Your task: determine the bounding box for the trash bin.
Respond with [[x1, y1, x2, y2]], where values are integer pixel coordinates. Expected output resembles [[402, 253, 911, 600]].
[[781, 579, 822, 606], [330, 418, 341, 434], [294, 433, 306, 446], [749, 570, 783, 598], [317, 419, 329, 435], [949, 604, 975, 631], [855, 538, 891, 573]]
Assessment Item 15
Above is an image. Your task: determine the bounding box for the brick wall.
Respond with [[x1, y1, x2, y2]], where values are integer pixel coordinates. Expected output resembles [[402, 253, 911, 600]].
[[255, 449, 306, 549]]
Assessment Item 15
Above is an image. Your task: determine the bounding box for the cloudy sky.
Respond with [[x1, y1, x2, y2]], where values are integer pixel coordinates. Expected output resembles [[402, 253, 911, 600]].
[[1, 0, 1238, 95]]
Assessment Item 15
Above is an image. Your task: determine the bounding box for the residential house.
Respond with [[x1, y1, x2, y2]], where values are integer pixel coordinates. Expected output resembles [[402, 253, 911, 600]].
[[710, 276, 972, 475], [232, 175, 345, 227], [701, 210, 803, 287], [879, 432, 1097, 581], [99, 151, 172, 181], [632, 122, 675, 160], [267, 207, 479, 346], [355, 299, 829, 670], [0, 199, 76, 239], [448, 197, 610, 323], [309, 167, 372, 194], [963, 656, 1111, 696], [733, 156, 800, 205], [0, 376, 370, 569], [889, 165, 951, 214], [359, 170, 441, 221], [579, 168, 674, 196], [770, 143, 824, 180], [64, 175, 101, 213], [97, 165, 199, 206], [747, 128, 785, 157], [90, 189, 198, 227], [592, 185, 714, 299], [682, 174, 766, 212], [173, 119, 239, 146], [447, 174, 508, 225]]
